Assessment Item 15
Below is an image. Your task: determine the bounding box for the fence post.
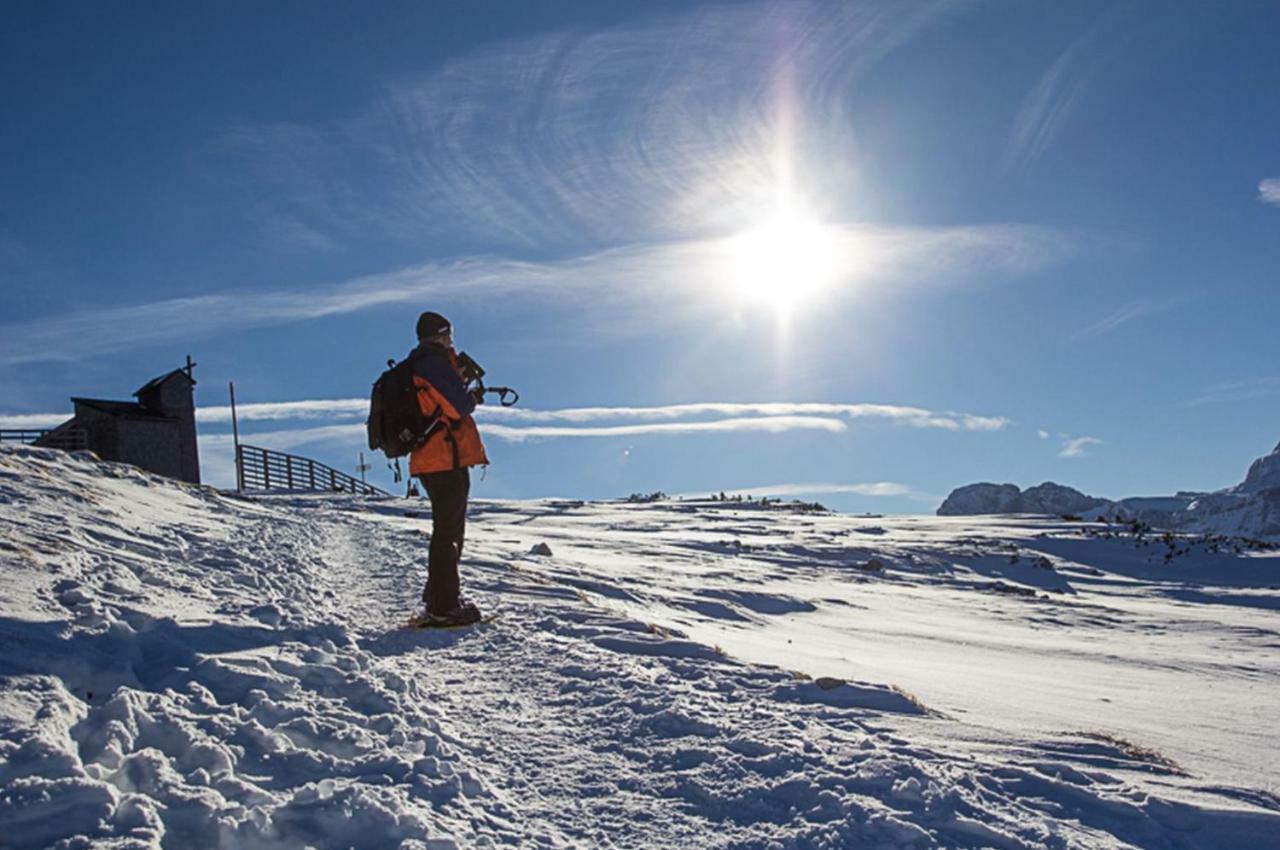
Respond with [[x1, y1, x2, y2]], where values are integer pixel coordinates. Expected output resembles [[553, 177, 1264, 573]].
[[286, 456, 294, 489], [229, 382, 243, 492], [262, 448, 270, 489], [309, 461, 315, 490]]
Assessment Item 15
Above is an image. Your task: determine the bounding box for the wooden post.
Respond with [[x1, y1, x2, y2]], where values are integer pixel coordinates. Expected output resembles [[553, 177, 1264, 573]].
[[229, 382, 243, 492], [355, 452, 372, 492]]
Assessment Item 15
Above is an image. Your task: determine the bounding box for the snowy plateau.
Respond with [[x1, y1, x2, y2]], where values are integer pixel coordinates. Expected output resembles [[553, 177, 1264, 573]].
[[1, 445, 1278, 850]]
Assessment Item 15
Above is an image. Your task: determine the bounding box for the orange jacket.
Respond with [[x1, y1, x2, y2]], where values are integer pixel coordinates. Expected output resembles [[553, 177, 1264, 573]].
[[408, 347, 489, 475]]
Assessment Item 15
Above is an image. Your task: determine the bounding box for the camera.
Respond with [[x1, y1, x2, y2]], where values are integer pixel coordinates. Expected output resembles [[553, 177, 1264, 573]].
[[456, 351, 486, 385]]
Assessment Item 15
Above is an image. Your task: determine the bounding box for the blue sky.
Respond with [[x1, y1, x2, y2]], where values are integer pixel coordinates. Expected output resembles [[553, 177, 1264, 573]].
[[2, 1, 1278, 511]]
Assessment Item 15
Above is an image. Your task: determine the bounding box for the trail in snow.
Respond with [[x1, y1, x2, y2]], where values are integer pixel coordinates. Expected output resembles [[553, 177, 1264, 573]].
[[1, 446, 1277, 849]]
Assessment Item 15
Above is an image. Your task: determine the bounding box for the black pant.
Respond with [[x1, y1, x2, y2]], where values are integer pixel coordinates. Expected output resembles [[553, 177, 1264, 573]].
[[419, 467, 470, 614]]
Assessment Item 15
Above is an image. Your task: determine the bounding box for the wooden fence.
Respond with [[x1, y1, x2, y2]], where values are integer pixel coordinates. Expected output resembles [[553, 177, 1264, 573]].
[[235, 444, 388, 497], [0, 428, 89, 451]]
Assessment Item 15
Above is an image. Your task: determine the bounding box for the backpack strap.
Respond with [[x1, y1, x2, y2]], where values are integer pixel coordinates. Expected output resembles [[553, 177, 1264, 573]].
[[443, 421, 460, 470]]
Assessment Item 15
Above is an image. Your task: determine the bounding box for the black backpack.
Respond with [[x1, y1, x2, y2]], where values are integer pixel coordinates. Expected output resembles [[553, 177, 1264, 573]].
[[367, 355, 434, 458]]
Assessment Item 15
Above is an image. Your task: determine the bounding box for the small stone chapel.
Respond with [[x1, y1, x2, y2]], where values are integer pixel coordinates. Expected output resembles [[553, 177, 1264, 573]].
[[38, 358, 201, 484]]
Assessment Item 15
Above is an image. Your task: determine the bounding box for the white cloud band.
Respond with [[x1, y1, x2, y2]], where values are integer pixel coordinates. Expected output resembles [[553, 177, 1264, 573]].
[[477, 402, 1010, 432], [0, 412, 68, 429], [4, 398, 1012, 437], [196, 416, 847, 450], [481, 416, 846, 442]]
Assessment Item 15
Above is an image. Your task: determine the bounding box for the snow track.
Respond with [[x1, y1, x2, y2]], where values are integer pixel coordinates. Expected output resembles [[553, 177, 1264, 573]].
[[1, 446, 1277, 848]]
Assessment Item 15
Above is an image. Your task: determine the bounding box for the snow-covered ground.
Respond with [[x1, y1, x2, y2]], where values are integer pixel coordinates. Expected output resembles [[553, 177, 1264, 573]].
[[2, 446, 1277, 848]]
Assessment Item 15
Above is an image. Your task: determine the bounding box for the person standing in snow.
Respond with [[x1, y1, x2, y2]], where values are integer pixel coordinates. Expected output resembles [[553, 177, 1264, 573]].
[[408, 311, 489, 626]]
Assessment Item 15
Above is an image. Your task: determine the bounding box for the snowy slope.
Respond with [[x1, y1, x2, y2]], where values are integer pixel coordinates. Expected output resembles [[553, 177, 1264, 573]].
[[1, 446, 1278, 849]]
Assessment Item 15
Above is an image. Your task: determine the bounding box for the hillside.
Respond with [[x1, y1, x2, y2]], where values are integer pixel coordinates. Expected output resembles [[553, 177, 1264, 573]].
[[1, 445, 1278, 849]]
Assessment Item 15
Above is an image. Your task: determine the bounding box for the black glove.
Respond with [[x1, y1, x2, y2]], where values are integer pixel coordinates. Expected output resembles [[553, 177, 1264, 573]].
[[470, 387, 485, 405]]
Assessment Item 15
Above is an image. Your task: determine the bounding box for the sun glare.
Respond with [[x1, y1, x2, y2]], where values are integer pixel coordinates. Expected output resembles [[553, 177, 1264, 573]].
[[723, 204, 842, 314]]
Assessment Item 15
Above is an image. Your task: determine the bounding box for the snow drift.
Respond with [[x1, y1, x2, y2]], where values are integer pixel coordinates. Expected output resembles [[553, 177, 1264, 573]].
[[1, 445, 1278, 848]]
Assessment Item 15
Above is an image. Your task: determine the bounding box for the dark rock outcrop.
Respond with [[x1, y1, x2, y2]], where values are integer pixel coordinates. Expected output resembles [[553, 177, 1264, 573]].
[[937, 481, 1108, 517]]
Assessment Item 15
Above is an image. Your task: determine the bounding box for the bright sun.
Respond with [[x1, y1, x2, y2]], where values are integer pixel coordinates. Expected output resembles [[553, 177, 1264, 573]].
[[723, 204, 842, 314]]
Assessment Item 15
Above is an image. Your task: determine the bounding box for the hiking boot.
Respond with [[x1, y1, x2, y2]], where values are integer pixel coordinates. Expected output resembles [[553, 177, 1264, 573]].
[[428, 602, 481, 627]]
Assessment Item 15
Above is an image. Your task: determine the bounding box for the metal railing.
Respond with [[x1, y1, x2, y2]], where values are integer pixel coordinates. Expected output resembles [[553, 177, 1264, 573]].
[[0, 428, 88, 451], [236, 443, 388, 497]]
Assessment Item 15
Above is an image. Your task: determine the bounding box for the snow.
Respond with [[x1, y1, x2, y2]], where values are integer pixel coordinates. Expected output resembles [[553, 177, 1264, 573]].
[[2, 445, 1278, 848]]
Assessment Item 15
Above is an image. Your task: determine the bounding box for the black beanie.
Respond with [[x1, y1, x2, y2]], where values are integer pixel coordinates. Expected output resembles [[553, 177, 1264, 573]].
[[416, 311, 452, 340]]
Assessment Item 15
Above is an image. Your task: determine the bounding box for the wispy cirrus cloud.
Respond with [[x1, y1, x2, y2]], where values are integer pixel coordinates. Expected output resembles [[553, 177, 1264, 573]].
[[1186, 376, 1280, 407], [1006, 36, 1100, 169], [1071, 295, 1190, 340], [1058, 435, 1104, 458], [1005, 7, 1140, 170], [1260, 178, 1280, 206], [0, 223, 1067, 367], [216, 1, 958, 250], [1, 2, 1076, 369]]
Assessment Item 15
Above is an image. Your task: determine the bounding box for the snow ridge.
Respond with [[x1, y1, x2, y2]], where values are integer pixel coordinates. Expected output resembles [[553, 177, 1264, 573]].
[[1, 446, 1278, 848]]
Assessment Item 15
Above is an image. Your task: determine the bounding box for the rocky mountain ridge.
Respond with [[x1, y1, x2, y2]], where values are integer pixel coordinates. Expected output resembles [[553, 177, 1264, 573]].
[[938, 440, 1280, 539]]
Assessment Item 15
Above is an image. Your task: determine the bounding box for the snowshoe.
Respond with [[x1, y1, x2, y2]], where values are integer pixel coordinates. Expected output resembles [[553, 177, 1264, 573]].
[[406, 602, 483, 629]]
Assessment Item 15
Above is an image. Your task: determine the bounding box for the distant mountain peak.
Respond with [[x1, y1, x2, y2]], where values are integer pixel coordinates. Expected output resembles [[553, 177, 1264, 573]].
[[937, 481, 1108, 517], [1234, 439, 1280, 495], [938, 438, 1280, 539]]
